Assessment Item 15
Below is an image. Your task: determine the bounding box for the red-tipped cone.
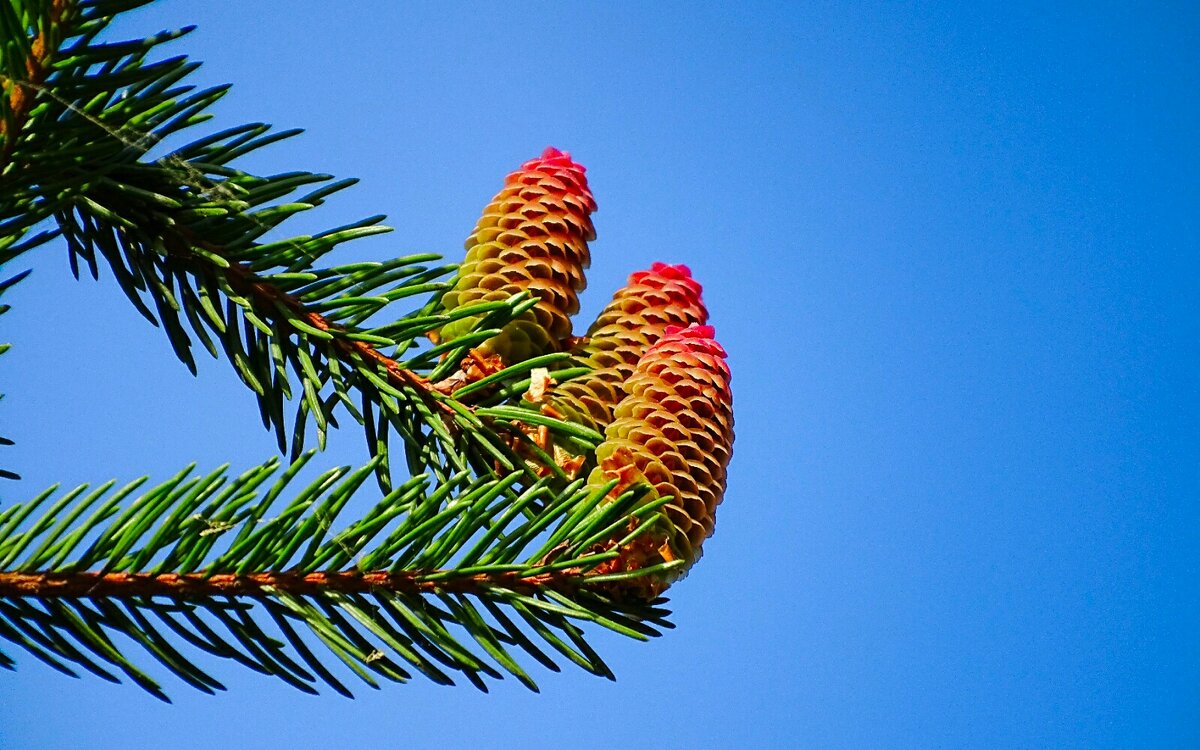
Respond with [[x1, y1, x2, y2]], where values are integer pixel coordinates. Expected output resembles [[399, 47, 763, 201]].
[[439, 148, 596, 365], [585, 324, 734, 588]]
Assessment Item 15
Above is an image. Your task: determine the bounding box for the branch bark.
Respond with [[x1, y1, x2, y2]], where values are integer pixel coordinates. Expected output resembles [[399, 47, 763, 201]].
[[0, 569, 584, 599]]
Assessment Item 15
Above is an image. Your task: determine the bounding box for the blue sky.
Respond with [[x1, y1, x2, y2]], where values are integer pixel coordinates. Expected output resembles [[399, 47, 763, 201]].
[[2, 2, 1197, 747]]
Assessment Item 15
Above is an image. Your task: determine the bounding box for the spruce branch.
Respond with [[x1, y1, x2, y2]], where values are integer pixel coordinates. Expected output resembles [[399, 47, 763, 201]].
[[0, 0, 737, 703], [0, 456, 676, 699], [0, 0, 66, 166], [0, 0, 592, 484]]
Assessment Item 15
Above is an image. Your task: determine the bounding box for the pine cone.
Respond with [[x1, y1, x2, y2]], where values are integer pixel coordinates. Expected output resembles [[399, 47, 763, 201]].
[[543, 262, 707, 434], [585, 324, 734, 583], [438, 147, 596, 365]]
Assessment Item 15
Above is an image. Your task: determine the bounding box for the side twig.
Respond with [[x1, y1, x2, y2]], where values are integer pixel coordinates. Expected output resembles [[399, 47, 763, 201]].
[[0, 0, 69, 168], [166, 230, 454, 417]]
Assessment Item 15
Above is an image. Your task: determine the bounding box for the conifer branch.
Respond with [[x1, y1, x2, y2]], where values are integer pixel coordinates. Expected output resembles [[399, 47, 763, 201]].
[[0, 0, 580, 483], [0, 455, 677, 698], [0, 0, 735, 703], [0, 0, 65, 166]]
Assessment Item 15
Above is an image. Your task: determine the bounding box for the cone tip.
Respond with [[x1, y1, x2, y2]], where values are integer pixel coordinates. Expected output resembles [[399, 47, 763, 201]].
[[661, 324, 728, 358], [534, 146, 585, 172]]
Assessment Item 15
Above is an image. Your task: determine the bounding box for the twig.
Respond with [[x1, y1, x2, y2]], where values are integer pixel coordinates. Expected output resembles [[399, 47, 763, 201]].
[[0, 570, 586, 599], [165, 229, 455, 418], [0, 0, 69, 169]]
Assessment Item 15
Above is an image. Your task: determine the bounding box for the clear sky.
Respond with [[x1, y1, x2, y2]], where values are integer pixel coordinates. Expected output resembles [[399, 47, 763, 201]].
[[2, 2, 1197, 747]]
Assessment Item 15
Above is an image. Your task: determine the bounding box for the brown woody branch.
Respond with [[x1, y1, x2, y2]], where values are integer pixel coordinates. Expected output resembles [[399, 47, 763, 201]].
[[0, 534, 667, 601], [0, 569, 583, 599]]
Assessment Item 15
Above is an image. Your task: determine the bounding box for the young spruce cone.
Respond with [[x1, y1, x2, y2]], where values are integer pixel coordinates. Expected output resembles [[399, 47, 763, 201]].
[[437, 147, 596, 366], [542, 262, 707, 434], [586, 324, 734, 592]]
